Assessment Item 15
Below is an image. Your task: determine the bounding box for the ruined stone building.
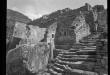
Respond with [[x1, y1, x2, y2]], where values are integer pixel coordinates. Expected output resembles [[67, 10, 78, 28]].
[[7, 22, 51, 74], [13, 22, 47, 45], [71, 12, 91, 43], [47, 22, 57, 48], [47, 22, 57, 59], [6, 22, 27, 51], [26, 25, 46, 45], [55, 22, 76, 45]]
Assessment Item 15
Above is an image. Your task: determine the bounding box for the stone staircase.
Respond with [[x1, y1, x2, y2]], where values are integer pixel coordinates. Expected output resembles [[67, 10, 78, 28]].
[[47, 35, 100, 75]]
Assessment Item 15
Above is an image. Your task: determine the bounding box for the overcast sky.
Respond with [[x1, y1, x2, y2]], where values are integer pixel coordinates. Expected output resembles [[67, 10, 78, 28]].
[[7, 0, 107, 20]]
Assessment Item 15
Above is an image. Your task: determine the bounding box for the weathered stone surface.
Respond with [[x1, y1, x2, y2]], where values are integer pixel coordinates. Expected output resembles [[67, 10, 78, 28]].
[[6, 42, 50, 74], [26, 25, 46, 44], [7, 9, 31, 49], [13, 22, 47, 45], [7, 37, 21, 52], [20, 43, 50, 73], [13, 22, 27, 39], [71, 13, 91, 43]]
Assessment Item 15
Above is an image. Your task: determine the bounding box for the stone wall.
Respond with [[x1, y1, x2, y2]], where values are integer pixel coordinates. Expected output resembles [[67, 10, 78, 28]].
[[26, 25, 46, 44], [95, 40, 108, 74]]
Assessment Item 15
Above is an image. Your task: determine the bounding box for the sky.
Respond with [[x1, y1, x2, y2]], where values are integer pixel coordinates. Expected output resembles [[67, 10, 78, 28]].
[[7, 0, 107, 20]]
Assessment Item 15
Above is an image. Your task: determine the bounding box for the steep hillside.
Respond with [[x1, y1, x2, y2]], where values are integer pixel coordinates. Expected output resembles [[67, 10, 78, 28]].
[[28, 3, 107, 45], [27, 5, 88, 28], [7, 9, 31, 23]]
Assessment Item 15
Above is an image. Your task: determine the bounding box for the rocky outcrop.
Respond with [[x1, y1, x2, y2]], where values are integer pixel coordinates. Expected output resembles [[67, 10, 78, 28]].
[[71, 12, 91, 43]]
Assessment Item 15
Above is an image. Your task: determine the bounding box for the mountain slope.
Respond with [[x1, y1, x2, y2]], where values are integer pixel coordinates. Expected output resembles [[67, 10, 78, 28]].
[[7, 9, 31, 23], [28, 3, 107, 46]]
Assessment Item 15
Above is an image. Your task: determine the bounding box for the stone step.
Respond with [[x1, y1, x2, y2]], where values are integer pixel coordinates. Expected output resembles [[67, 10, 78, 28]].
[[82, 46, 96, 49], [53, 62, 67, 70], [59, 52, 76, 55], [71, 45, 87, 48], [67, 62, 96, 70], [57, 55, 88, 60], [60, 51, 76, 53], [80, 40, 97, 43], [80, 44, 96, 47], [56, 58, 84, 65], [66, 65, 98, 75], [80, 38, 98, 41], [48, 65, 64, 75], [76, 51, 96, 55], [80, 41, 96, 44], [49, 60, 97, 74], [49, 61, 98, 74], [68, 50, 80, 52], [77, 50, 96, 52], [59, 51, 96, 55], [57, 57, 96, 62], [60, 48, 96, 54], [56, 49, 71, 52], [49, 68, 60, 75], [71, 46, 86, 49], [80, 49, 96, 51], [72, 44, 96, 47], [82, 39, 98, 41], [71, 45, 96, 49], [58, 55, 96, 59], [56, 45, 96, 52], [82, 47, 96, 50], [52, 65, 64, 72], [56, 58, 96, 65]]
